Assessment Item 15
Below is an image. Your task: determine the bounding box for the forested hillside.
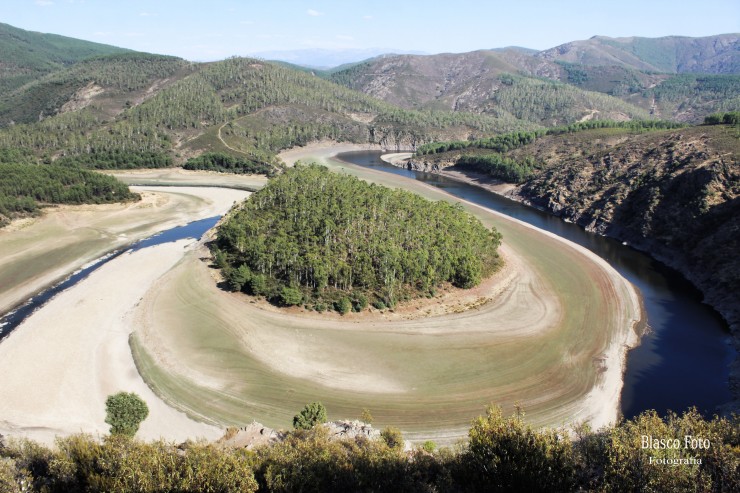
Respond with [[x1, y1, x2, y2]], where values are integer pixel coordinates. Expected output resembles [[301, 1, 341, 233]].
[[0, 22, 130, 94], [216, 165, 501, 311], [0, 162, 138, 227], [0, 54, 535, 172], [328, 51, 650, 124], [537, 34, 740, 74], [327, 34, 740, 124], [0, 52, 190, 126]]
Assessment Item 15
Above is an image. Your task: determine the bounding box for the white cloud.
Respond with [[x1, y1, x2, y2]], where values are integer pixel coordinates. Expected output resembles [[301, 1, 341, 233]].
[[307, 9, 323, 17], [35, 0, 54, 6], [363, 15, 374, 20], [336, 34, 354, 41]]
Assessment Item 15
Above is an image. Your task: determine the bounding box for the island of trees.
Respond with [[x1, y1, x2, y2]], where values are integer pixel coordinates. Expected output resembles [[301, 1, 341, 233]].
[[215, 164, 502, 312]]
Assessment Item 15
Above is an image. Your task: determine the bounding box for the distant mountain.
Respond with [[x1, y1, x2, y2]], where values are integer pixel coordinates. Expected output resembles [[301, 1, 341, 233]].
[[0, 22, 131, 93], [247, 48, 427, 69], [537, 34, 740, 74], [327, 34, 740, 124], [328, 50, 650, 125]]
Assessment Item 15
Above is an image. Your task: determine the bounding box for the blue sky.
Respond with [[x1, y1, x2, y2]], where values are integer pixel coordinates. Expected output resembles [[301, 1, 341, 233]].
[[5, 0, 739, 61]]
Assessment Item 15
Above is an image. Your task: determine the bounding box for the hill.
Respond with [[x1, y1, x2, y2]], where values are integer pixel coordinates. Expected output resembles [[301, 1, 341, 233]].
[[327, 34, 740, 124], [216, 164, 501, 311], [328, 50, 650, 124], [537, 34, 740, 74], [0, 22, 131, 94], [0, 54, 537, 171], [410, 122, 740, 335]]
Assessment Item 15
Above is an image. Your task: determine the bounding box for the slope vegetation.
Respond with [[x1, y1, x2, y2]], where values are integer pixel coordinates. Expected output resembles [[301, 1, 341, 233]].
[[329, 51, 649, 124], [537, 34, 740, 74], [216, 164, 501, 310], [328, 34, 740, 124], [0, 22, 130, 93], [0, 55, 538, 171]]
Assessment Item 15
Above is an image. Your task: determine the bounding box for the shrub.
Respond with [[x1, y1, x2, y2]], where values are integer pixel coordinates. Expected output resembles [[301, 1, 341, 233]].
[[422, 441, 436, 453], [280, 287, 303, 306], [104, 392, 149, 437], [462, 406, 575, 492], [293, 402, 328, 430], [360, 408, 374, 425], [335, 297, 352, 315], [380, 427, 404, 451]]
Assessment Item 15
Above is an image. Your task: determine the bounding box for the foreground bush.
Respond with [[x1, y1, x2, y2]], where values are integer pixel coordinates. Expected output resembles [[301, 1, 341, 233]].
[[0, 408, 737, 492]]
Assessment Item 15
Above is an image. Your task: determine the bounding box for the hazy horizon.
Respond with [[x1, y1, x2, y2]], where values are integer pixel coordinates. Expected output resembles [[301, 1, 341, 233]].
[[3, 0, 738, 63]]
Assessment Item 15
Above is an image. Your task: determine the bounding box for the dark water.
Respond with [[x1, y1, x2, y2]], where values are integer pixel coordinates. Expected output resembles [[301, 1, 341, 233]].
[[338, 150, 734, 419], [0, 216, 220, 342]]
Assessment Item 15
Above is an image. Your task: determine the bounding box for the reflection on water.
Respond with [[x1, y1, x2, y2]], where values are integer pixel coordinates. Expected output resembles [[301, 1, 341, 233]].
[[338, 151, 734, 419]]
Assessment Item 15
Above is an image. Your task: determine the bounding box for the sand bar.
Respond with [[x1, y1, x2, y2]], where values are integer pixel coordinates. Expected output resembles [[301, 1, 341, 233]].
[[0, 183, 249, 315], [0, 186, 249, 444]]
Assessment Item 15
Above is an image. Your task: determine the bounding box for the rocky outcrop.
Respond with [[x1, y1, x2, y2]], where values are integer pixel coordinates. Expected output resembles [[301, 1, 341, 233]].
[[217, 420, 379, 450]]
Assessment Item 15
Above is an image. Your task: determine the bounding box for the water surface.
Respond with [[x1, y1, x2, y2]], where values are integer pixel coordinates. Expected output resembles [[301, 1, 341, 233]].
[[337, 150, 734, 419], [0, 216, 219, 341]]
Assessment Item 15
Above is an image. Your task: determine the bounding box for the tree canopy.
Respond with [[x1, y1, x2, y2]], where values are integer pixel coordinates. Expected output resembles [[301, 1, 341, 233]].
[[216, 164, 501, 311], [104, 392, 149, 437], [293, 402, 328, 430], [0, 162, 138, 227]]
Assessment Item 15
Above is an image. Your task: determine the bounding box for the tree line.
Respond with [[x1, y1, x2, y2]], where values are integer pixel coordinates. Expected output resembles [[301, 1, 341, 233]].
[[0, 162, 138, 226], [415, 119, 687, 156], [183, 152, 276, 175]]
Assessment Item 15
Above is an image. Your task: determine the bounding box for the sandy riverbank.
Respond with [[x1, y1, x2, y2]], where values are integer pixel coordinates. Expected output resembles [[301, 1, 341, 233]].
[[0, 185, 249, 316], [106, 168, 269, 190], [0, 186, 249, 445], [0, 144, 642, 445]]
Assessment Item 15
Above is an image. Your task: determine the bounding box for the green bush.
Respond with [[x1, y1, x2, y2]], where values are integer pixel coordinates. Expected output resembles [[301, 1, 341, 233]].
[[462, 406, 575, 492], [104, 392, 149, 437], [335, 297, 352, 315], [293, 402, 328, 430], [380, 427, 405, 451], [280, 287, 303, 306]]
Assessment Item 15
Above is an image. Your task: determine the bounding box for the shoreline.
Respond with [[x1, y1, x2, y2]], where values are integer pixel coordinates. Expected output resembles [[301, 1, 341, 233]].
[[0, 185, 238, 317], [0, 186, 250, 445], [381, 152, 738, 415], [295, 144, 643, 429], [0, 144, 643, 445], [378, 152, 644, 427]]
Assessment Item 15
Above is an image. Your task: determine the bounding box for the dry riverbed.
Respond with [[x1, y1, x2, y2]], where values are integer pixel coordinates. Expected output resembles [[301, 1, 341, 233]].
[[130, 144, 643, 443], [0, 149, 642, 445], [0, 185, 249, 444]]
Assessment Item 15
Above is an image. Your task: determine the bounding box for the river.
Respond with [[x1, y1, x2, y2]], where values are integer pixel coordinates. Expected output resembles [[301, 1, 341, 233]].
[[0, 216, 220, 341], [336, 150, 735, 419], [0, 158, 733, 420]]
